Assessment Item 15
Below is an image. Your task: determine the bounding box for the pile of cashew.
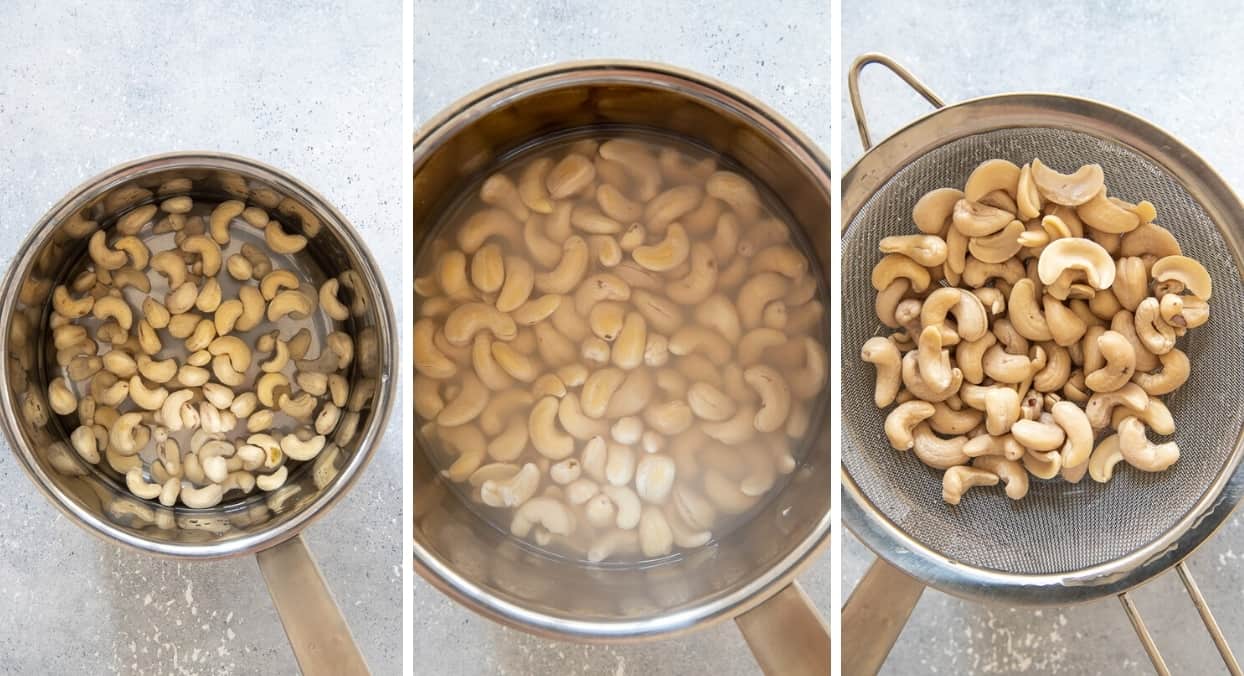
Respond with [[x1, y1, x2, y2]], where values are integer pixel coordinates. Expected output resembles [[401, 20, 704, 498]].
[[864, 158, 1209, 504], [415, 136, 827, 561], [46, 196, 375, 509]]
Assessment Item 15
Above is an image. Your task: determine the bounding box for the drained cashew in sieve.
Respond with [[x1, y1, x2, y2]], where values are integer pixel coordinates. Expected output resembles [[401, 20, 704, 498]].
[[862, 156, 1211, 504]]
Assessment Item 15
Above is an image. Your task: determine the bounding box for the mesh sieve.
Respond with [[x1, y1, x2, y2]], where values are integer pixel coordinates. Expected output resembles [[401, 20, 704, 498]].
[[842, 126, 1244, 576]]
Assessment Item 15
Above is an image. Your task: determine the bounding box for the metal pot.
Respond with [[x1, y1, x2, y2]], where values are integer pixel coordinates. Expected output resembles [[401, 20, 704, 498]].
[[412, 61, 830, 675], [0, 152, 397, 675]]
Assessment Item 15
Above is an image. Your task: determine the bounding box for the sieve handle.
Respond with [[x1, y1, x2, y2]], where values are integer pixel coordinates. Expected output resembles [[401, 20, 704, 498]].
[[735, 582, 830, 676], [841, 557, 926, 675], [1120, 562, 1241, 676], [256, 534, 370, 675], [848, 53, 945, 151]]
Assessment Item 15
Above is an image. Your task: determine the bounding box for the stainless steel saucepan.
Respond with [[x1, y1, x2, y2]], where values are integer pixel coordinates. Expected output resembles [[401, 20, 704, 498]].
[[0, 152, 397, 675], [412, 61, 831, 675]]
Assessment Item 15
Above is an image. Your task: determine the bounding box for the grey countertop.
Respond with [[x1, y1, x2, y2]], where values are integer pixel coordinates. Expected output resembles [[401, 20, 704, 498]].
[[844, 0, 1244, 673], [0, 2, 403, 674], [412, 1, 830, 674]]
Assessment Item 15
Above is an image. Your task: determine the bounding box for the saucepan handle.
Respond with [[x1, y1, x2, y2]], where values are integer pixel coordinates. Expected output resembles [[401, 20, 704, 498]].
[[841, 557, 926, 675], [735, 581, 830, 676], [847, 52, 945, 151], [256, 534, 370, 675]]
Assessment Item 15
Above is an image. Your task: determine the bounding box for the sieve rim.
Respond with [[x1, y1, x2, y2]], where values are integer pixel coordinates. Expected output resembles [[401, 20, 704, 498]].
[[842, 91, 1244, 605]]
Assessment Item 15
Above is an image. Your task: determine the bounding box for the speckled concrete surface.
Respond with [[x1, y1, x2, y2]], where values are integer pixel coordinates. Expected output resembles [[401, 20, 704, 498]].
[[413, 1, 829, 674], [843, 1, 1244, 673], [0, 3, 402, 674]]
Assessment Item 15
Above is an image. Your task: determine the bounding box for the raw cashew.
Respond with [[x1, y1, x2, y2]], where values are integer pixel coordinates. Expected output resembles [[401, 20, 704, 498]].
[[558, 396, 607, 440], [969, 220, 1025, 264], [701, 404, 757, 445], [1132, 348, 1189, 396], [1117, 416, 1179, 472], [53, 286, 94, 319], [942, 465, 999, 505], [737, 272, 791, 328], [88, 231, 127, 270], [912, 188, 962, 234], [265, 221, 307, 254], [458, 209, 522, 254], [481, 463, 540, 508], [93, 296, 133, 332], [267, 290, 315, 321], [444, 302, 517, 345], [1037, 238, 1116, 290], [983, 387, 1020, 436], [901, 351, 962, 402], [861, 337, 902, 407], [743, 366, 790, 432], [570, 206, 622, 235], [687, 382, 737, 422], [517, 157, 555, 214], [642, 400, 693, 436], [669, 326, 731, 363], [180, 235, 222, 276], [207, 200, 244, 244], [281, 432, 327, 461], [496, 256, 534, 313], [645, 185, 702, 232], [638, 506, 674, 557], [534, 236, 589, 294], [547, 153, 595, 200], [666, 243, 718, 304], [964, 159, 1020, 202], [1051, 400, 1094, 468], [973, 456, 1029, 500], [870, 255, 930, 297], [47, 377, 77, 416], [877, 235, 946, 268], [1030, 160, 1104, 206], [512, 294, 562, 326], [1134, 297, 1176, 355], [529, 396, 574, 460], [437, 374, 488, 427], [109, 412, 148, 456], [705, 171, 761, 222], [611, 313, 646, 370], [1151, 255, 1212, 300], [510, 497, 575, 537], [911, 423, 969, 469], [1113, 396, 1175, 436], [885, 401, 935, 450], [129, 376, 168, 410], [951, 199, 1012, 238], [181, 483, 224, 509], [633, 224, 690, 272], [256, 467, 289, 492]]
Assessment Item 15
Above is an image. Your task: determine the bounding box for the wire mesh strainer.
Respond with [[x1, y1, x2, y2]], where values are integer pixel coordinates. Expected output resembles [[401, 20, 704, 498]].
[[840, 54, 1244, 675]]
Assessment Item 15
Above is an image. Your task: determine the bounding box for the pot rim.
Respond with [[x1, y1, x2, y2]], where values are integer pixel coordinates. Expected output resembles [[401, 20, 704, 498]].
[[412, 59, 831, 641], [0, 150, 399, 560]]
